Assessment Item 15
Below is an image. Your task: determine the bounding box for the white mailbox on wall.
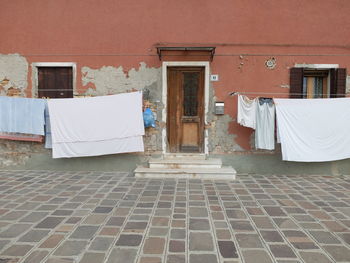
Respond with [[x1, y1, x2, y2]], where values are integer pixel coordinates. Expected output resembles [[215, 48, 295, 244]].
[[215, 102, 224, 115]]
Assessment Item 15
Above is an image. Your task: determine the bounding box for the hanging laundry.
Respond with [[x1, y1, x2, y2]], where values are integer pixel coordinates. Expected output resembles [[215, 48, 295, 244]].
[[44, 103, 52, 148], [0, 96, 46, 135], [276, 123, 281, 144], [255, 98, 275, 150], [237, 95, 257, 129], [52, 136, 144, 158], [48, 91, 145, 158], [275, 98, 350, 162]]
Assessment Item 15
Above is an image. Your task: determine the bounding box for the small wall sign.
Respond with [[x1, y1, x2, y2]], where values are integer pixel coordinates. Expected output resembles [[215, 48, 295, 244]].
[[210, 74, 219, 81]]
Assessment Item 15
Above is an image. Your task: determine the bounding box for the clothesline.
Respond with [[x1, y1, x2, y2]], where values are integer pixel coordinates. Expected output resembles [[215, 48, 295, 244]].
[[35, 89, 142, 92], [4, 90, 142, 99], [228, 91, 348, 96]]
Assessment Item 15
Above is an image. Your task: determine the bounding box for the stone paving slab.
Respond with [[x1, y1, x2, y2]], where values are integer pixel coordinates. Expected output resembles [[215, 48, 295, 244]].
[[0, 171, 348, 262]]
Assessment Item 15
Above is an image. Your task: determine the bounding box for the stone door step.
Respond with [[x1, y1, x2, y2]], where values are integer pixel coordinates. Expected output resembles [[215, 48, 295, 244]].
[[163, 153, 207, 160], [134, 166, 236, 180], [149, 158, 222, 169]]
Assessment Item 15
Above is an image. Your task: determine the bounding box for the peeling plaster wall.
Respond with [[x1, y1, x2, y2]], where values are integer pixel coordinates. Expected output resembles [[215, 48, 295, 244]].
[[0, 54, 34, 167], [208, 114, 243, 153], [207, 85, 243, 153], [0, 54, 28, 97], [82, 63, 160, 95], [81, 63, 163, 154]]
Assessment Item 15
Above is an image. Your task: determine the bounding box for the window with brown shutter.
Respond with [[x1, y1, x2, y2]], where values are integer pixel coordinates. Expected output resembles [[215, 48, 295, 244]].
[[290, 67, 347, 98], [38, 67, 73, 99], [335, 68, 346, 98], [289, 68, 303, 98]]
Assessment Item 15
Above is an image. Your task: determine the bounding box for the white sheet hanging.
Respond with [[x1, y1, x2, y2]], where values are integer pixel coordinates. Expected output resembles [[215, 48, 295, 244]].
[[237, 95, 257, 129], [274, 98, 350, 162], [52, 136, 144, 158], [255, 99, 275, 150], [48, 91, 145, 158], [48, 92, 144, 143]]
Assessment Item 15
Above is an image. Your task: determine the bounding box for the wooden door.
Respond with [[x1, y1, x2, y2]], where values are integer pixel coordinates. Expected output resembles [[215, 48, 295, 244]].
[[167, 67, 204, 153], [38, 67, 73, 98]]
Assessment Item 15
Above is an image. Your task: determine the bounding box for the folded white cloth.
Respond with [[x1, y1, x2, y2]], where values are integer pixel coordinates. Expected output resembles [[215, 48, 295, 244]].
[[52, 136, 144, 158], [275, 98, 350, 162], [48, 91, 145, 158], [237, 95, 257, 129]]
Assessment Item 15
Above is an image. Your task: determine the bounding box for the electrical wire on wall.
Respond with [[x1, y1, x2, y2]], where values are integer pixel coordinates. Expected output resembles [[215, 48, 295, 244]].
[[21, 53, 350, 57]]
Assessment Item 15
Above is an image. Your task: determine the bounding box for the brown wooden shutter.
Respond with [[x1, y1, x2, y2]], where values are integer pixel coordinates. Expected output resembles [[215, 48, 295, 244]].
[[289, 68, 303, 98], [330, 68, 337, 98], [336, 68, 346, 98], [38, 67, 73, 98]]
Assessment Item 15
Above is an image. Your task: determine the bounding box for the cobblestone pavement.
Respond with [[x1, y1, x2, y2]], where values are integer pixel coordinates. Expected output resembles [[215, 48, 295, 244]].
[[0, 171, 348, 263]]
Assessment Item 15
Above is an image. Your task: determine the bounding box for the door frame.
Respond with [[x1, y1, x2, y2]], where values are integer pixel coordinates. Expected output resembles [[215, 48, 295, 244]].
[[162, 61, 210, 154], [31, 62, 77, 98]]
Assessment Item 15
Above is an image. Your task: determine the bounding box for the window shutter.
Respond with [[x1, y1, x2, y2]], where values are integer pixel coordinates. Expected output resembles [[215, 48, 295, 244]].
[[289, 68, 303, 98], [335, 68, 347, 98], [330, 69, 337, 98], [38, 67, 73, 99], [330, 68, 347, 98]]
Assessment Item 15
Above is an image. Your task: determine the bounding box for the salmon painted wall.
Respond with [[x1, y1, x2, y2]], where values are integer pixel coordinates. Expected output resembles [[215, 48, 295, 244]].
[[1, 0, 350, 151]]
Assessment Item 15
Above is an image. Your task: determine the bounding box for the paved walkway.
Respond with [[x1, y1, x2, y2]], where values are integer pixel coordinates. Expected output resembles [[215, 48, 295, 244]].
[[0, 171, 348, 263]]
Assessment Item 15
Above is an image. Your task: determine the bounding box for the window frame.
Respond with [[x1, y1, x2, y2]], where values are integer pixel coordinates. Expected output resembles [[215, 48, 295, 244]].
[[290, 64, 346, 98], [302, 69, 329, 98], [31, 62, 77, 98]]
